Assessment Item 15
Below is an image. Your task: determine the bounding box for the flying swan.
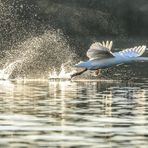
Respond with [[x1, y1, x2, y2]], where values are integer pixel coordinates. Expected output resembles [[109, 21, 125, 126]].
[[71, 41, 148, 78]]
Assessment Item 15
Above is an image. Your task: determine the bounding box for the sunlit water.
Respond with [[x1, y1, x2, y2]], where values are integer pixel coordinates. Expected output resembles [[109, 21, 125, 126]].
[[0, 78, 147, 148]]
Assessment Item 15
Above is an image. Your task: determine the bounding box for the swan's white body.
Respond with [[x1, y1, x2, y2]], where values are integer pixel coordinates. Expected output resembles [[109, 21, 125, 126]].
[[75, 41, 148, 70]]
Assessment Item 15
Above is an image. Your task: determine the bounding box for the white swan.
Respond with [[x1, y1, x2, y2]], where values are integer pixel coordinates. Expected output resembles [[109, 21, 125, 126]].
[[71, 41, 148, 78]]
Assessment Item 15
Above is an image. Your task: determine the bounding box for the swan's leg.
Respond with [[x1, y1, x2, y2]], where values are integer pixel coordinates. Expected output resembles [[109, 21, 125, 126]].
[[94, 69, 101, 76], [71, 68, 87, 78]]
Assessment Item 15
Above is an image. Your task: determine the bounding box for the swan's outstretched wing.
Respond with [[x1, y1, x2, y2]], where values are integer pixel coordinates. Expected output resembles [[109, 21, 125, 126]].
[[113, 46, 146, 58], [87, 41, 114, 60]]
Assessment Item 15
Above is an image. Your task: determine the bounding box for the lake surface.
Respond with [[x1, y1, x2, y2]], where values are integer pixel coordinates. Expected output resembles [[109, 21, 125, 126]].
[[0, 78, 148, 148]]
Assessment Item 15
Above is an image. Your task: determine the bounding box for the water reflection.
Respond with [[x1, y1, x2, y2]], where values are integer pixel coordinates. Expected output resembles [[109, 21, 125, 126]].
[[0, 79, 147, 147]]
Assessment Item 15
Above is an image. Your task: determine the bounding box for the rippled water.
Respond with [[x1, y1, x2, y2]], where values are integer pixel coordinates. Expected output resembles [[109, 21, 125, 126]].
[[0, 78, 148, 147]]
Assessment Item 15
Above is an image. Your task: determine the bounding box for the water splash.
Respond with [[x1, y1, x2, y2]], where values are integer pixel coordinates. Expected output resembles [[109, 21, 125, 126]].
[[0, 24, 77, 79], [49, 64, 76, 79], [0, 60, 21, 80], [8, 30, 76, 78], [0, 0, 77, 79]]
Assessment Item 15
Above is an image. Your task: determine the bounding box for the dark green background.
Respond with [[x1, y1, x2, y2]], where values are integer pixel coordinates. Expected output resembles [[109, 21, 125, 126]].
[[1, 0, 148, 49]]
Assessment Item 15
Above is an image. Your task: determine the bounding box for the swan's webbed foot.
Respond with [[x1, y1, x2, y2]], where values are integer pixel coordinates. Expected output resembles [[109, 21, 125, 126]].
[[94, 69, 101, 76]]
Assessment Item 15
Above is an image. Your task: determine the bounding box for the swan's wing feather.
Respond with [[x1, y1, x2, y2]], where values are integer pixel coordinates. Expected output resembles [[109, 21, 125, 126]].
[[113, 45, 146, 58], [87, 41, 114, 60]]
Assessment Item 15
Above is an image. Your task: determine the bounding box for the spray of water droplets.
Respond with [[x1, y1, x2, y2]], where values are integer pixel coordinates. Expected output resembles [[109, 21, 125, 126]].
[[0, 0, 77, 79]]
